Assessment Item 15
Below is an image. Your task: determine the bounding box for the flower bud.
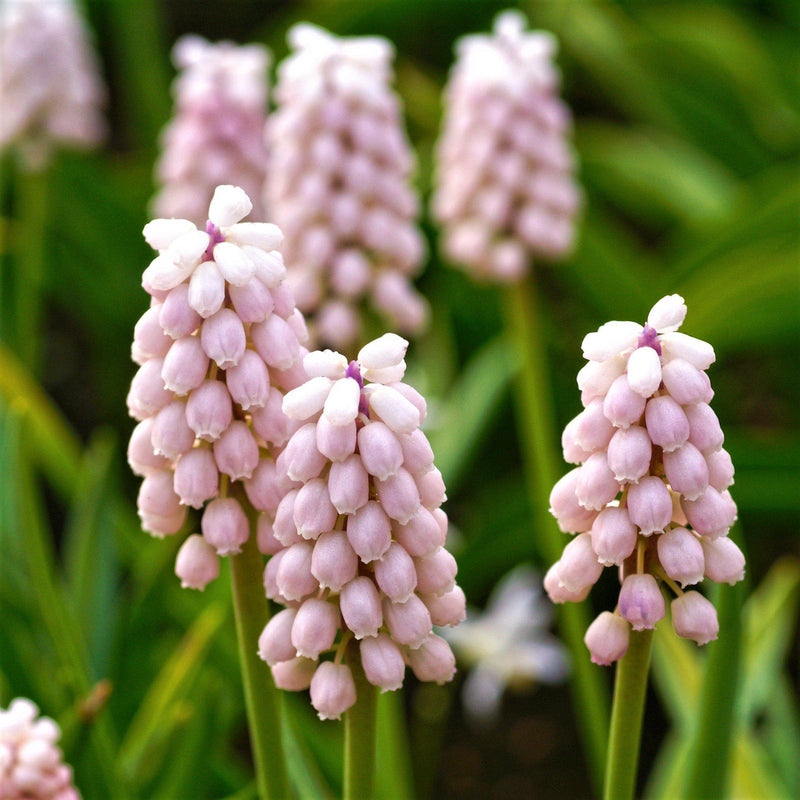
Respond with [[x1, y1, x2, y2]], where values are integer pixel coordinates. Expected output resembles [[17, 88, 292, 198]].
[[590, 507, 637, 566], [685, 402, 724, 453], [311, 531, 359, 592], [160, 284, 203, 338], [162, 335, 209, 395], [340, 577, 383, 639], [417, 467, 446, 508], [367, 385, 420, 434], [644, 395, 690, 452], [374, 542, 418, 602], [258, 608, 298, 666], [618, 574, 665, 631], [423, 585, 467, 627], [252, 387, 299, 447], [244, 459, 284, 513], [128, 418, 169, 475], [360, 634, 405, 691], [382, 594, 432, 648], [134, 305, 172, 360], [558, 533, 603, 592], [414, 547, 457, 596], [682, 487, 737, 539], [251, 314, 300, 370], [705, 448, 734, 491], [138, 469, 182, 518], [606, 425, 652, 484], [328, 454, 369, 515], [280, 423, 327, 482], [256, 514, 283, 555], [392, 507, 445, 557], [357, 421, 404, 480], [151, 400, 196, 460], [661, 358, 713, 405], [127, 358, 173, 420], [201, 497, 249, 555], [294, 478, 338, 539], [272, 490, 301, 546], [229, 277, 275, 323], [200, 308, 246, 369], [584, 611, 630, 665], [276, 541, 319, 601], [173, 448, 219, 508], [213, 420, 260, 480], [310, 662, 356, 720], [346, 501, 392, 562], [398, 429, 435, 474], [544, 562, 591, 603], [657, 527, 704, 587], [575, 452, 620, 511], [185, 379, 232, 441], [549, 468, 598, 533], [603, 375, 646, 429], [174, 534, 219, 589], [671, 591, 718, 645], [376, 467, 421, 524], [627, 476, 672, 535], [272, 657, 317, 691], [316, 416, 357, 462], [225, 349, 270, 410], [188, 260, 226, 318], [291, 598, 339, 659], [701, 537, 745, 584], [663, 442, 709, 501], [407, 634, 456, 684]]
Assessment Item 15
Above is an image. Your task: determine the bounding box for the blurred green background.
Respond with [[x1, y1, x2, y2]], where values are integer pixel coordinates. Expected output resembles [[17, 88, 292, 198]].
[[0, 1, 798, 798]]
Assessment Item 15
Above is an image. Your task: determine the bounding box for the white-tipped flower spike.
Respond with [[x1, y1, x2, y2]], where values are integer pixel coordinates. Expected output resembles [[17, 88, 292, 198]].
[[431, 11, 579, 282], [0, 0, 105, 170], [261, 333, 462, 719], [265, 23, 428, 348], [128, 186, 304, 587], [442, 565, 568, 723], [545, 295, 744, 662], [0, 698, 81, 799], [152, 36, 270, 225]]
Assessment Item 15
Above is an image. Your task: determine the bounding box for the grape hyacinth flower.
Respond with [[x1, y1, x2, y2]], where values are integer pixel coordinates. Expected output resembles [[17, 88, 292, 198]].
[[265, 24, 428, 348], [127, 185, 307, 588], [0, 0, 106, 169], [443, 565, 568, 723], [258, 333, 462, 720], [0, 698, 80, 800], [545, 294, 744, 664], [152, 36, 270, 225], [431, 10, 580, 282]]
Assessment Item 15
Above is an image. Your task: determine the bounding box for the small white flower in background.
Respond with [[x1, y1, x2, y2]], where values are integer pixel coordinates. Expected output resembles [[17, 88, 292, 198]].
[[443, 565, 569, 723], [0, 0, 106, 169], [152, 35, 270, 225], [265, 23, 428, 348], [432, 10, 580, 282], [0, 698, 80, 799]]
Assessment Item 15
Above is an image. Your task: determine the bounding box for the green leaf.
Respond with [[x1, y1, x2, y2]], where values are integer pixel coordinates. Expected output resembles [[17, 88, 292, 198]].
[[118, 602, 227, 786], [428, 335, 513, 493], [761, 677, 800, 796]]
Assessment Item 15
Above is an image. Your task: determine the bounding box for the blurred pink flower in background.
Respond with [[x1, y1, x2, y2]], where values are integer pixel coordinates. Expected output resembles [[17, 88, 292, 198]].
[[152, 36, 270, 225], [265, 23, 428, 348]]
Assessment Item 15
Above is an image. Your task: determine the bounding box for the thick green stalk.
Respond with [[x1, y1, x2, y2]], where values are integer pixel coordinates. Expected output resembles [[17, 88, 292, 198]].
[[229, 532, 289, 800], [344, 658, 378, 800], [503, 274, 609, 791], [12, 164, 48, 370], [604, 629, 654, 800]]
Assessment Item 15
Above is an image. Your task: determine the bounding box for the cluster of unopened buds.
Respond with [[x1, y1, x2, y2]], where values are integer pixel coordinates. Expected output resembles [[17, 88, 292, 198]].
[[127, 185, 307, 586], [256, 333, 464, 719], [265, 23, 428, 347], [152, 36, 270, 224], [0, 698, 79, 800], [432, 10, 580, 282], [545, 295, 745, 664]]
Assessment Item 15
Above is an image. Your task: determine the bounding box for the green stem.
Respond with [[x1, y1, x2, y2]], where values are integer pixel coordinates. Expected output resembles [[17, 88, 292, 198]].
[[229, 532, 289, 800], [344, 657, 378, 800], [604, 629, 654, 800], [503, 273, 610, 791], [12, 163, 48, 370]]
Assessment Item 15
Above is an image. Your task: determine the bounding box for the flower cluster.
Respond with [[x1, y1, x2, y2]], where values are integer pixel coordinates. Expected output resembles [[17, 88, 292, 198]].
[[545, 295, 744, 664], [257, 333, 463, 720], [265, 23, 428, 348], [443, 565, 568, 723], [127, 185, 307, 588], [431, 11, 579, 282], [152, 36, 270, 225], [0, 0, 105, 168], [0, 698, 79, 800]]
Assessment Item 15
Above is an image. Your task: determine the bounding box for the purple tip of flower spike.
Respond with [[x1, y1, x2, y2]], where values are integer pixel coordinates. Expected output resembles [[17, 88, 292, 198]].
[[202, 220, 226, 261], [346, 360, 370, 418], [637, 324, 662, 355]]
